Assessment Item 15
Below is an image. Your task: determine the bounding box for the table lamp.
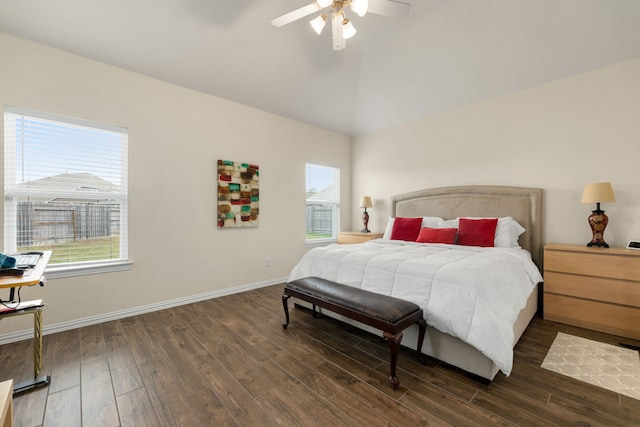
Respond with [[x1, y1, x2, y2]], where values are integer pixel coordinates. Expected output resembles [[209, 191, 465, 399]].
[[580, 182, 615, 248], [359, 196, 372, 233]]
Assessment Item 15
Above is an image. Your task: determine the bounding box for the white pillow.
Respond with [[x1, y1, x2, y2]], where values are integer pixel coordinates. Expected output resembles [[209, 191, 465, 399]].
[[439, 218, 459, 228], [382, 216, 444, 240], [382, 217, 395, 239], [494, 217, 526, 248], [422, 216, 445, 228]]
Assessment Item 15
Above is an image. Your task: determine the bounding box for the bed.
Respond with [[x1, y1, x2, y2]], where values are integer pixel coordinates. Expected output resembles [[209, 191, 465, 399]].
[[288, 185, 544, 381]]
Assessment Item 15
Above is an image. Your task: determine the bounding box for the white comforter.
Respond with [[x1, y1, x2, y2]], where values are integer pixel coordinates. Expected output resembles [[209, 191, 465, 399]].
[[288, 240, 543, 375]]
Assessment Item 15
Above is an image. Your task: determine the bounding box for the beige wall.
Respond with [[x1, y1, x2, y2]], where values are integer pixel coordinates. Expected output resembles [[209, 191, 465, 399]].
[[352, 58, 640, 249], [0, 33, 351, 335]]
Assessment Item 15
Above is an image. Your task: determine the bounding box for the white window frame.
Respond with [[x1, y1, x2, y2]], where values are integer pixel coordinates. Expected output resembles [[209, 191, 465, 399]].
[[4, 106, 131, 278], [305, 161, 340, 245]]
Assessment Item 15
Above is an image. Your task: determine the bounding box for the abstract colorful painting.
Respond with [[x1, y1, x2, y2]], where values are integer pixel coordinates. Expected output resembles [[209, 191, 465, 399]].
[[217, 160, 259, 228]]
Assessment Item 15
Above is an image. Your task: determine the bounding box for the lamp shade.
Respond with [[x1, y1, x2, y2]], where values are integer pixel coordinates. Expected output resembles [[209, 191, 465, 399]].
[[359, 196, 372, 208], [342, 19, 356, 39], [310, 14, 326, 35], [317, 0, 332, 7], [581, 182, 616, 204], [351, 0, 369, 17]]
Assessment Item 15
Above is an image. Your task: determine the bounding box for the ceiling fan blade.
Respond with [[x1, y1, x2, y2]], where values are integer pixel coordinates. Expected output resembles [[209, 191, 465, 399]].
[[367, 0, 410, 18], [271, 3, 324, 27]]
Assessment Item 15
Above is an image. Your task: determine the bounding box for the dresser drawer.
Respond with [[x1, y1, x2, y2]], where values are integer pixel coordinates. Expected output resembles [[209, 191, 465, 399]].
[[544, 271, 640, 307], [544, 248, 640, 281], [544, 293, 640, 340]]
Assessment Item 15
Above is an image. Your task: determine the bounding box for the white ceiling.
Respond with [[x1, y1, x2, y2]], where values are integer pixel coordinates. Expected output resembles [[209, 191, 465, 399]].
[[1, 0, 639, 136]]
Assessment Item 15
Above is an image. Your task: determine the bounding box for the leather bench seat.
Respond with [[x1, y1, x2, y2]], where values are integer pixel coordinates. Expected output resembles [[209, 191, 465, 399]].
[[282, 276, 427, 388]]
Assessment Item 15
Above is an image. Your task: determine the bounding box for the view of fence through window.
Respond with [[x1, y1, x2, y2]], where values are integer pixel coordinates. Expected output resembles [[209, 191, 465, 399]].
[[306, 162, 340, 241], [4, 107, 128, 265]]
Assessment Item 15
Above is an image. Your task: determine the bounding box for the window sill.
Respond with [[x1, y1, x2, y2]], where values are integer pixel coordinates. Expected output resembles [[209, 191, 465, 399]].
[[45, 259, 133, 279], [305, 238, 337, 248]]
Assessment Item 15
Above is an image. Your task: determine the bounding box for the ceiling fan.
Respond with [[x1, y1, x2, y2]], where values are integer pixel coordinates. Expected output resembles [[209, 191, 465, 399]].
[[271, 0, 411, 51]]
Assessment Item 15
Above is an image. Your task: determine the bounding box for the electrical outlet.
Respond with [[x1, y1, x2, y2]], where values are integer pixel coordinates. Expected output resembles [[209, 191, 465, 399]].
[[265, 257, 271, 267]]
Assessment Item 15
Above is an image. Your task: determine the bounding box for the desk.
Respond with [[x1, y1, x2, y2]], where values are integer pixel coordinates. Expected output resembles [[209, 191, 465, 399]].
[[0, 251, 51, 394]]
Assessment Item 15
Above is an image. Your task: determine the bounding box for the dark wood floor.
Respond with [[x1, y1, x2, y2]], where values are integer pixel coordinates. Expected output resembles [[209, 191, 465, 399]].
[[1, 284, 639, 426]]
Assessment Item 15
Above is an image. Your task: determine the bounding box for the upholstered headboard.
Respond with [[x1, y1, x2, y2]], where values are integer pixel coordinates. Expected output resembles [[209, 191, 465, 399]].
[[391, 186, 544, 269]]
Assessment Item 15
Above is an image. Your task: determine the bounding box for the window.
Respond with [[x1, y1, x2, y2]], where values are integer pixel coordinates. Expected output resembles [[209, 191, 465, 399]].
[[4, 107, 128, 274], [306, 162, 340, 242]]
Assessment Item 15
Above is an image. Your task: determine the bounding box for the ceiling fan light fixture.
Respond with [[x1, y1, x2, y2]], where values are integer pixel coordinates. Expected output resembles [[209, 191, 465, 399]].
[[350, 0, 368, 17], [310, 14, 327, 35], [272, 0, 411, 51], [342, 18, 356, 39]]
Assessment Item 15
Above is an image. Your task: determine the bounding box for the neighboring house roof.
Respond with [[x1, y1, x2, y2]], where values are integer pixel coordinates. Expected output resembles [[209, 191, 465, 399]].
[[18, 172, 118, 191], [16, 173, 120, 203], [307, 181, 339, 204]]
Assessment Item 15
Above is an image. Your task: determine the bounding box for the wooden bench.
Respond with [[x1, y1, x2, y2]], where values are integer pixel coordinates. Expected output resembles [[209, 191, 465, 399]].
[[282, 277, 427, 388]]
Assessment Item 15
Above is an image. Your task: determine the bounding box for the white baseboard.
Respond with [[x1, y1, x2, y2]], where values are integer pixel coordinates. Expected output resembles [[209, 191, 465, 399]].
[[0, 277, 287, 345]]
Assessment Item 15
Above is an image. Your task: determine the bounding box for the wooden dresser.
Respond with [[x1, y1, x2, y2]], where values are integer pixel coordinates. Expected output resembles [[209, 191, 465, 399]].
[[337, 232, 383, 244], [543, 243, 640, 339]]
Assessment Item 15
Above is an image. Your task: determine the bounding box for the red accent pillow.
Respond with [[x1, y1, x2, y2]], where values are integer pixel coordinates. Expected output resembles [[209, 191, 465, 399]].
[[416, 227, 458, 244], [457, 218, 498, 247], [390, 217, 423, 241]]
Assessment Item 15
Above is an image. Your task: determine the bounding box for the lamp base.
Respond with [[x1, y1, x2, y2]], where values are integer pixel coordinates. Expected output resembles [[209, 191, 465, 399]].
[[586, 208, 609, 248], [361, 210, 370, 233], [587, 241, 609, 248]]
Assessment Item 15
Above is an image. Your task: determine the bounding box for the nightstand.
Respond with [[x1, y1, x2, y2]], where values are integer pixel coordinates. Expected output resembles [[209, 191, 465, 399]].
[[0, 379, 12, 427], [543, 243, 640, 340], [337, 231, 383, 244]]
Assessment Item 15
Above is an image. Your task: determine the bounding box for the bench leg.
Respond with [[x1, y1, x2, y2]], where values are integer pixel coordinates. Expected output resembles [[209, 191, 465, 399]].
[[282, 294, 291, 329], [383, 331, 403, 389], [416, 318, 427, 365]]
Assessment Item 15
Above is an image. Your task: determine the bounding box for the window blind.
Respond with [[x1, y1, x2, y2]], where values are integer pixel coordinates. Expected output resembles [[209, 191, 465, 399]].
[[4, 107, 128, 265]]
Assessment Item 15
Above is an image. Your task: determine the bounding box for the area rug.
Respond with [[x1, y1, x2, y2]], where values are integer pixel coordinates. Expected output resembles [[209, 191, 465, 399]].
[[541, 332, 640, 400]]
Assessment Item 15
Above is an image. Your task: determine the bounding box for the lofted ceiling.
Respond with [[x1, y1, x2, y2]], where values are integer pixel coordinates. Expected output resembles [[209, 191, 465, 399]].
[[1, 0, 639, 136]]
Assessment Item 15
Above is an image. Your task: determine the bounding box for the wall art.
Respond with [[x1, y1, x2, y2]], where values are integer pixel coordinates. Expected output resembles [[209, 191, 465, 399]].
[[217, 160, 259, 228]]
